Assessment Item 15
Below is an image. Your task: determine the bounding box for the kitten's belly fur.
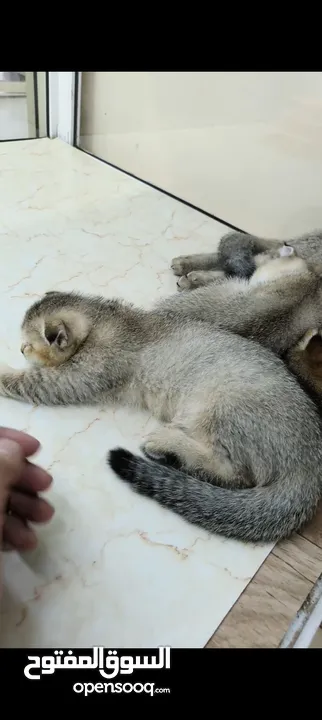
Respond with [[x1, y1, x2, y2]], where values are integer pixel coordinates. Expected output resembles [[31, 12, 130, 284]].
[[126, 324, 289, 424]]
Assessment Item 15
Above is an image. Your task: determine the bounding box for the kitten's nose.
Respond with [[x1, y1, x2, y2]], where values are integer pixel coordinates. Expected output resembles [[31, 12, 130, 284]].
[[21, 343, 27, 354]]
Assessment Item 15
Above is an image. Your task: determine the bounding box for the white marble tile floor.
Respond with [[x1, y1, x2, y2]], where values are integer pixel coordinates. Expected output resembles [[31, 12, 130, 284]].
[[0, 138, 273, 648]]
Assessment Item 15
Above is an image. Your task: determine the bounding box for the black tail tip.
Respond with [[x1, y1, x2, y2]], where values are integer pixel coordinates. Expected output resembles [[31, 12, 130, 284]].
[[107, 447, 136, 482]]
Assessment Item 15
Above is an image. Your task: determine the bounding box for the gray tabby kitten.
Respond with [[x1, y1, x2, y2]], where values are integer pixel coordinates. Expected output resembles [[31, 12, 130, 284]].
[[169, 229, 322, 394], [170, 229, 322, 397], [171, 228, 322, 290], [1, 250, 322, 544]]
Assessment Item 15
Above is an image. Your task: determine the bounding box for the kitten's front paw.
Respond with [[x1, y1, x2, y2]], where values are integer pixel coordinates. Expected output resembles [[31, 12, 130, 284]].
[[0, 363, 16, 397], [176, 272, 202, 291], [171, 255, 196, 276]]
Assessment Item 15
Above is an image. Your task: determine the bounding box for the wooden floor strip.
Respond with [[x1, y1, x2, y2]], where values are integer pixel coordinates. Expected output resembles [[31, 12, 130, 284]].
[[206, 528, 322, 648], [300, 501, 322, 549]]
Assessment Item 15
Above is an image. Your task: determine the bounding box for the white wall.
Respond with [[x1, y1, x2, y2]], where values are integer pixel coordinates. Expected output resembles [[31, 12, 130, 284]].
[[79, 72, 322, 238]]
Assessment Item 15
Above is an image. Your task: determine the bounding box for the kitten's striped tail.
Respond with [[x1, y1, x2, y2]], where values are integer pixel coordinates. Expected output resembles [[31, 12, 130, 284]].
[[107, 447, 320, 544]]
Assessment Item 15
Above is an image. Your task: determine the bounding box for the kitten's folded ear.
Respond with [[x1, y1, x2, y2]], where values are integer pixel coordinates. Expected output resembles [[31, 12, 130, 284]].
[[44, 321, 69, 349]]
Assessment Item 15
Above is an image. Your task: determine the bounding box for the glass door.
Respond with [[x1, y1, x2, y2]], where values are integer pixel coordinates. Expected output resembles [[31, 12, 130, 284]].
[[0, 71, 47, 141]]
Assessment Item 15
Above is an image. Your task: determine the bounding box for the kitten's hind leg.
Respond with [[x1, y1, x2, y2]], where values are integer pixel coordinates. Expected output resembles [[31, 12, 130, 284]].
[[171, 252, 222, 276], [176, 270, 225, 292], [141, 425, 250, 488]]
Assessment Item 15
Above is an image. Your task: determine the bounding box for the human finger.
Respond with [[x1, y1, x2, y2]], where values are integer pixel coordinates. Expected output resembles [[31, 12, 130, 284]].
[[0, 427, 40, 458], [2, 514, 37, 551], [15, 460, 53, 494], [7, 490, 54, 523], [0, 439, 24, 495]]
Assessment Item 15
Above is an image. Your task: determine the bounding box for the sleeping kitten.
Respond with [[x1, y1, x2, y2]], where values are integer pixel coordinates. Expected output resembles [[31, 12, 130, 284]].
[[158, 246, 322, 357], [171, 228, 322, 290], [0, 254, 322, 545], [170, 238, 322, 401]]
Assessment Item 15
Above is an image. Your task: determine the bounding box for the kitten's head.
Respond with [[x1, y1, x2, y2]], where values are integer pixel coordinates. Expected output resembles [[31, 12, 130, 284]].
[[278, 244, 322, 279], [269, 244, 322, 281], [20, 291, 91, 367]]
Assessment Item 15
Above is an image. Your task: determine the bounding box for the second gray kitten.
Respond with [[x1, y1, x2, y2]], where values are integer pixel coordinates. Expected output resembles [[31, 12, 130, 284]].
[[171, 228, 322, 290]]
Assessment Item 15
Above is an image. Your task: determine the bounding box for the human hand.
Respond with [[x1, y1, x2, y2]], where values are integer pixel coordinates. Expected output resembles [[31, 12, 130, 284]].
[[0, 427, 54, 552]]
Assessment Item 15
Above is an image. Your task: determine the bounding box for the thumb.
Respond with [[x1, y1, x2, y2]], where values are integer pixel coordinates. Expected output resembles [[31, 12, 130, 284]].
[[0, 439, 24, 493]]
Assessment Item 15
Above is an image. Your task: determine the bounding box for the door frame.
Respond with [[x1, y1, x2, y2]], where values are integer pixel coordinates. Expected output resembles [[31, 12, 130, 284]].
[[26, 72, 47, 139], [47, 71, 80, 145]]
